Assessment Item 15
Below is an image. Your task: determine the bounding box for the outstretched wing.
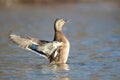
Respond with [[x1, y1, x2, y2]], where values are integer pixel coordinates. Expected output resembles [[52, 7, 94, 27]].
[[10, 33, 63, 58]]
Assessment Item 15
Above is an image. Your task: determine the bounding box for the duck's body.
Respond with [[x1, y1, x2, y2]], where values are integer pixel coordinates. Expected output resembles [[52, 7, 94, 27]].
[[49, 19, 70, 64], [10, 19, 70, 64]]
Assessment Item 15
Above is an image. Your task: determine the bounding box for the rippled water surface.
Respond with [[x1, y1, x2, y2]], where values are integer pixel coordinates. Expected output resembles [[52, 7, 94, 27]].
[[0, 2, 120, 80]]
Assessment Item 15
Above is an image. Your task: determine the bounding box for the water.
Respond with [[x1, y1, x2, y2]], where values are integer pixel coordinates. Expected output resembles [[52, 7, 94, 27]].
[[0, 2, 120, 80]]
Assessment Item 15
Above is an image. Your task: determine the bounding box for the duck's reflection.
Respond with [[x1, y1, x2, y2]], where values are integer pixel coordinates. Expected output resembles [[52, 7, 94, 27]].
[[29, 63, 70, 80], [52, 63, 69, 71], [51, 64, 70, 80]]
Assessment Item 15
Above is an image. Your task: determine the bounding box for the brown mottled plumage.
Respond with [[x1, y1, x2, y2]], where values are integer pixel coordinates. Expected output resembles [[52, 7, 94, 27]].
[[9, 18, 70, 64]]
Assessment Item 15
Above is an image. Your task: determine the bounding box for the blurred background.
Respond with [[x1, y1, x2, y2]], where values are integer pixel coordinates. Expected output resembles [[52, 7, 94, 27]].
[[0, 0, 120, 80], [0, 0, 120, 6]]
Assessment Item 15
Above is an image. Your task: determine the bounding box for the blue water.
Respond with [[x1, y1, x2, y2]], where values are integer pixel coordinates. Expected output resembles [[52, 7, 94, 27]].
[[0, 2, 120, 80]]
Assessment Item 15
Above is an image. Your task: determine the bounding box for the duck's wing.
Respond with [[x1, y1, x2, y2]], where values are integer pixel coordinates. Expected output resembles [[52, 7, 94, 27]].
[[28, 41, 63, 58], [9, 33, 63, 58]]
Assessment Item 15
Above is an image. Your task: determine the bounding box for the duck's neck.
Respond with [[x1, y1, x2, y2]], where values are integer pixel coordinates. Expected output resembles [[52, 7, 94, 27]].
[[53, 24, 61, 41], [53, 23, 68, 43], [54, 30, 62, 41], [53, 30, 68, 44]]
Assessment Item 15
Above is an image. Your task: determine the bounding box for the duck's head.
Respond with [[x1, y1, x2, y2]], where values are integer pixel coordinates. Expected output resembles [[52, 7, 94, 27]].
[[54, 18, 68, 31]]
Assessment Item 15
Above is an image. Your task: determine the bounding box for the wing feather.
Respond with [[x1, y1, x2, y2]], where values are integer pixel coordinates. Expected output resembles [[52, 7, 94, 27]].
[[10, 33, 63, 58]]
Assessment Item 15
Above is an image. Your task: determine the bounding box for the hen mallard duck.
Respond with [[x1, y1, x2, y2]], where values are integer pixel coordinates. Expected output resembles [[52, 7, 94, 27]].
[[10, 19, 70, 64]]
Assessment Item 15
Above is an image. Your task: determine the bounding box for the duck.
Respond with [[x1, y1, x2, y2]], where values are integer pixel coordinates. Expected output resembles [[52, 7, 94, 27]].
[[10, 18, 70, 64]]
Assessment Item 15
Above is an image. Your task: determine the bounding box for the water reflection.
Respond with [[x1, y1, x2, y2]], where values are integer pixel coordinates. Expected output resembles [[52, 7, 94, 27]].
[[52, 64, 69, 71], [49, 64, 70, 80], [33, 64, 70, 80]]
